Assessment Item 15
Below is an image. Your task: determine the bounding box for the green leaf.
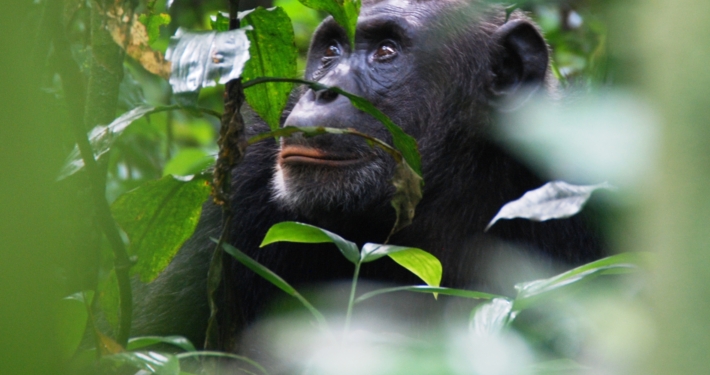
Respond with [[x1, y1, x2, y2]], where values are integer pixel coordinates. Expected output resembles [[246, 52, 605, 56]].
[[389, 249, 441, 287], [261, 221, 360, 264], [328, 86, 422, 176], [111, 174, 211, 282], [222, 241, 297, 296], [57, 292, 92, 360], [298, 0, 360, 48], [139, 13, 171, 44], [241, 78, 423, 176], [469, 298, 515, 336], [355, 285, 501, 303], [104, 352, 180, 375], [242, 7, 298, 131], [163, 148, 215, 177], [127, 336, 196, 352], [513, 252, 645, 311], [209, 12, 230, 32], [99, 271, 120, 333], [362, 245, 442, 288]]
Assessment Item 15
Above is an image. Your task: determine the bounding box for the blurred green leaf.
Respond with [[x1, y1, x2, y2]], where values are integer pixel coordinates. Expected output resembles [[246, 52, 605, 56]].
[[355, 286, 501, 303], [242, 7, 298, 130], [176, 351, 269, 375], [104, 351, 180, 375], [298, 0, 360, 48], [469, 298, 515, 337], [99, 271, 120, 333], [513, 253, 644, 311], [528, 359, 588, 375], [112, 174, 211, 282], [209, 12, 230, 32], [57, 292, 92, 360], [139, 13, 171, 44], [127, 336, 196, 352], [163, 149, 215, 177], [261, 221, 360, 264], [360, 244, 441, 287]]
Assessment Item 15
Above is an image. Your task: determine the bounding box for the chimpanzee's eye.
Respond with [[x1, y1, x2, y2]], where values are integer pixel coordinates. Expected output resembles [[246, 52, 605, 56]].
[[373, 41, 398, 61], [323, 43, 341, 59]]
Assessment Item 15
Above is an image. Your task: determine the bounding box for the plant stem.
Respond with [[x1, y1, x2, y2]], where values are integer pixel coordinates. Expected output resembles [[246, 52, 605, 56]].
[[72, 3, 133, 347], [71, 107, 133, 347], [344, 261, 361, 335]]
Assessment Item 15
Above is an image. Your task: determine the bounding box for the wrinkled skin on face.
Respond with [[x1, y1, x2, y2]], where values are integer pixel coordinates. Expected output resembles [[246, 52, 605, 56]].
[[131, 0, 603, 358]]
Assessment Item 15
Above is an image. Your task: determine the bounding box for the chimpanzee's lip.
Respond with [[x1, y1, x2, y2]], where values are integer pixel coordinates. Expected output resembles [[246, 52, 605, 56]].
[[279, 146, 365, 167]]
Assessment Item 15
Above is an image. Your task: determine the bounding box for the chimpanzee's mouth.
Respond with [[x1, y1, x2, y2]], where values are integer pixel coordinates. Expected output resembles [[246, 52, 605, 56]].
[[279, 146, 365, 167]]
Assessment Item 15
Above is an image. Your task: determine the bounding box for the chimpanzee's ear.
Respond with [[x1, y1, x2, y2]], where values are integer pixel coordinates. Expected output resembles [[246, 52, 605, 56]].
[[489, 19, 549, 100]]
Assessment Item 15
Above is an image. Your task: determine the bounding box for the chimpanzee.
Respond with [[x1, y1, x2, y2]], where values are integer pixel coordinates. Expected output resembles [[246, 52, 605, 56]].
[[132, 0, 603, 354]]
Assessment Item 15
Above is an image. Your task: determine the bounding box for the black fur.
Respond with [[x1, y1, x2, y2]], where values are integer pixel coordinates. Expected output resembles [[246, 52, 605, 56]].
[[132, 0, 603, 354]]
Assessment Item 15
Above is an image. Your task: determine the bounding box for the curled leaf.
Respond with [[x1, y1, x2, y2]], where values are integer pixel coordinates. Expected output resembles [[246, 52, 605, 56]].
[[469, 298, 515, 337], [486, 181, 614, 230], [59, 106, 155, 180], [165, 28, 251, 94], [389, 160, 423, 236], [261, 221, 360, 264], [107, 5, 171, 79]]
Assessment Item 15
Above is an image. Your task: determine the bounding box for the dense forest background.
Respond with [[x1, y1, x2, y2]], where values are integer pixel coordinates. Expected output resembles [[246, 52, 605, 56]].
[[2, 0, 710, 374]]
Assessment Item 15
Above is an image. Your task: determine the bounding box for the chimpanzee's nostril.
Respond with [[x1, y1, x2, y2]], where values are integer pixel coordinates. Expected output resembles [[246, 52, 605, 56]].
[[314, 89, 339, 104]]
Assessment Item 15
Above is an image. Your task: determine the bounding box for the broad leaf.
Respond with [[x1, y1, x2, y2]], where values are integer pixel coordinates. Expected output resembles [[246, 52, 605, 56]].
[[298, 0, 360, 48], [138, 13, 171, 44], [59, 106, 155, 180], [486, 181, 613, 230], [99, 271, 120, 333], [165, 28, 250, 94], [112, 175, 211, 282], [210, 12, 230, 32], [104, 352, 180, 375], [360, 244, 441, 287], [513, 253, 644, 310], [261, 221, 360, 264], [127, 336, 196, 352], [355, 286, 501, 303], [469, 298, 515, 337], [163, 148, 215, 177], [242, 7, 298, 130], [57, 292, 92, 360], [108, 5, 171, 78], [388, 248, 442, 288]]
